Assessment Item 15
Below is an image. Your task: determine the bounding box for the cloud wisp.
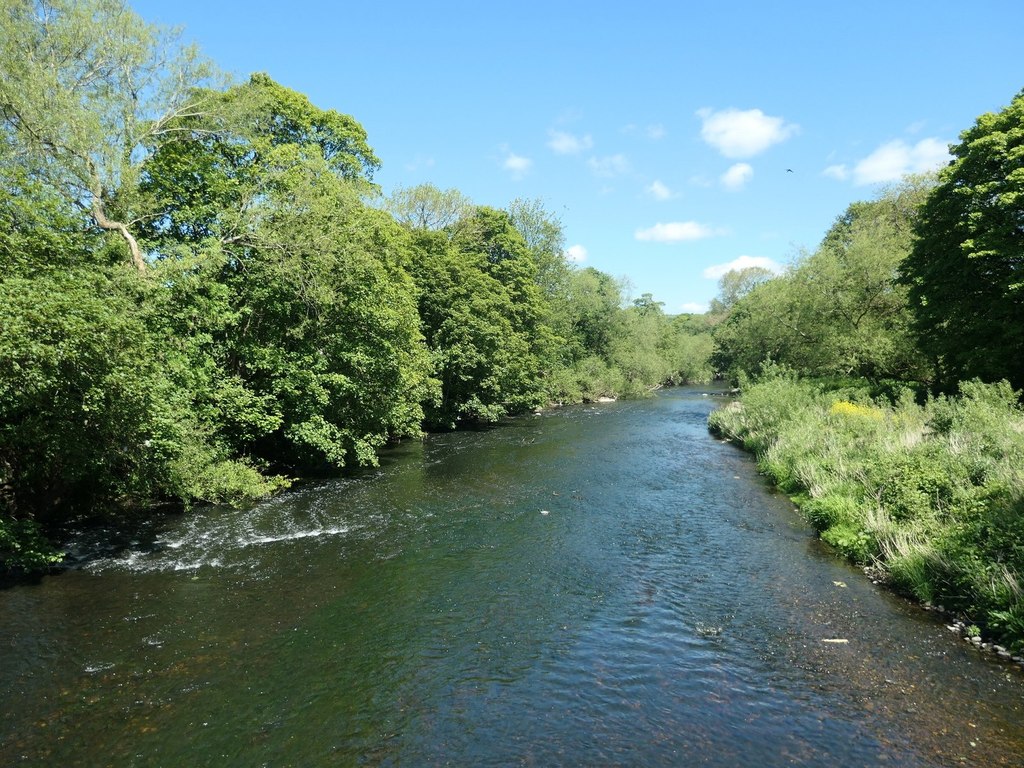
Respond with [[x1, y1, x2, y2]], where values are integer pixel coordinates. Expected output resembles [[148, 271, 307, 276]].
[[635, 221, 718, 243], [823, 164, 849, 181], [721, 162, 753, 190], [703, 255, 784, 279], [679, 301, 708, 314], [852, 138, 950, 184], [565, 244, 588, 263], [587, 154, 631, 178], [646, 180, 674, 200], [548, 130, 594, 155], [697, 107, 799, 158], [501, 146, 533, 179]]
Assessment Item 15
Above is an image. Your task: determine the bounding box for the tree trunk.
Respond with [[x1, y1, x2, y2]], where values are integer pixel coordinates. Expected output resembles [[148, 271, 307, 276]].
[[91, 194, 146, 273]]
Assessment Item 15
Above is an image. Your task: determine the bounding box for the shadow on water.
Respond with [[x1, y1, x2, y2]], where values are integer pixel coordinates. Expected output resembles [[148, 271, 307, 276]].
[[1, 387, 1023, 767]]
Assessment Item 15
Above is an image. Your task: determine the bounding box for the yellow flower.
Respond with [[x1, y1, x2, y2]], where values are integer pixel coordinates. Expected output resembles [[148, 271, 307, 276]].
[[829, 400, 884, 421]]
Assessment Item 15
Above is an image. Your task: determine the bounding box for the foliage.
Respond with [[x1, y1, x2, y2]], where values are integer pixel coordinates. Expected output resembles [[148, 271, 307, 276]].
[[710, 373, 1024, 651], [712, 177, 933, 383], [902, 88, 1024, 391], [386, 183, 473, 231], [0, 258, 284, 558], [0, 0, 217, 270], [708, 265, 775, 315], [140, 74, 428, 471], [408, 211, 546, 428]]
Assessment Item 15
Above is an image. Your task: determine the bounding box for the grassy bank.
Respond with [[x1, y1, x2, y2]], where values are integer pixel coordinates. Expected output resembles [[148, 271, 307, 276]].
[[708, 370, 1024, 652]]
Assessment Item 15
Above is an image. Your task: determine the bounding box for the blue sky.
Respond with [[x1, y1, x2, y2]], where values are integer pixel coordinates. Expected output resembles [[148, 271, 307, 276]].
[[133, 0, 1023, 313]]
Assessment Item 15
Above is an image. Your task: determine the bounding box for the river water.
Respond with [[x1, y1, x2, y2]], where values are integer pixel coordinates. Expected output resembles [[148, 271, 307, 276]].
[[2, 388, 1023, 766]]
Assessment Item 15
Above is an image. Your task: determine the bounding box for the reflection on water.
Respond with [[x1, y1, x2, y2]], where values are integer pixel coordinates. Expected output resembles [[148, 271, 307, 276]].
[[2, 389, 1022, 766]]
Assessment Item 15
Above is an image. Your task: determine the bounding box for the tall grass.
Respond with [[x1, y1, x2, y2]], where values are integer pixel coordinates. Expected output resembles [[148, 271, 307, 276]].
[[709, 370, 1024, 651]]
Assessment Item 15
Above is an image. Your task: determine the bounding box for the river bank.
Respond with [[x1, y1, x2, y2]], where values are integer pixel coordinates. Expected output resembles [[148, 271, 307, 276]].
[[707, 372, 1024, 656]]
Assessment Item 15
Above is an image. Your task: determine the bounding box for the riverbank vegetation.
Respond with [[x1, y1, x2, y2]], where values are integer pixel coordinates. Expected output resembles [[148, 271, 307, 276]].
[[709, 372, 1024, 651], [0, 1, 713, 570], [709, 86, 1024, 650]]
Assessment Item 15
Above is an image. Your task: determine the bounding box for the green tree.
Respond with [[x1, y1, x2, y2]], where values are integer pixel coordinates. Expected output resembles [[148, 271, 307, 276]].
[[387, 183, 472, 231], [0, 216, 282, 569], [564, 267, 624, 360], [141, 74, 427, 470], [902, 88, 1024, 390], [139, 73, 379, 248], [0, 0, 215, 271], [713, 178, 932, 383], [708, 266, 775, 315], [506, 197, 571, 301], [409, 207, 549, 427]]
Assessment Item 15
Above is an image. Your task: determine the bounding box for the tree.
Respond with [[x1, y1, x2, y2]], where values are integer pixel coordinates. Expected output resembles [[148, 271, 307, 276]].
[[140, 74, 427, 470], [713, 178, 932, 382], [0, 0, 216, 271], [407, 207, 551, 427], [217, 180, 432, 469], [387, 183, 472, 231], [139, 73, 379, 249], [564, 267, 624, 359], [708, 266, 775, 315], [902, 89, 1024, 390], [506, 197, 570, 299]]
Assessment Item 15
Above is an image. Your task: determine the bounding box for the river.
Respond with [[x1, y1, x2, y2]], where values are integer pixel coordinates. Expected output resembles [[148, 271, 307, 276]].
[[2, 388, 1022, 766]]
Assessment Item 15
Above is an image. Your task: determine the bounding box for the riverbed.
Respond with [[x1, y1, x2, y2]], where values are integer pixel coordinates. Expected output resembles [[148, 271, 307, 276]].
[[2, 388, 1022, 766]]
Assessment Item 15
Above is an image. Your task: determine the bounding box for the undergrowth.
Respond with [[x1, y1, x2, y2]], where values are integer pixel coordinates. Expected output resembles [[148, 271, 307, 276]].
[[709, 368, 1024, 652]]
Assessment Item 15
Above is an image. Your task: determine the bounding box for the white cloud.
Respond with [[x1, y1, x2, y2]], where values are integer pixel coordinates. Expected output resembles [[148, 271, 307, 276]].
[[565, 244, 588, 263], [680, 302, 708, 314], [647, 180, 673, 200], [587, 154, 631, 177], [635, 221, 717, 243], [697, 107, 799, 158], [646, 123, 667, 140], [548, 130, 593, 155], [853, 138, 950, 185], [703, 255, 784, 280], [501, 148, 533, 179], [823, 164, 849, 181], [404, 155, 435, 172], [721, 162, 753, 190], [621, 123, 666, 139]]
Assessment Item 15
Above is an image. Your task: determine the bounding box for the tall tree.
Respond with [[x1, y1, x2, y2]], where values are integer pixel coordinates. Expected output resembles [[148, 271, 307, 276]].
[[708, 266, 775, 315], [0, 0, 216, 271], [506, 197, 570, 299], [387, 183, 472, 231], [140, 74, 426, 470], [902, 89, 1024, 390], [408, 207, 550, 427], [139, 73, 379, 249]]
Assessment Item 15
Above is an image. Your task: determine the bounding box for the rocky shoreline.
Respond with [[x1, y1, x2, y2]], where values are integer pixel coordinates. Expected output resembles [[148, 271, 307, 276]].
[[920, 603, 1024, 667]]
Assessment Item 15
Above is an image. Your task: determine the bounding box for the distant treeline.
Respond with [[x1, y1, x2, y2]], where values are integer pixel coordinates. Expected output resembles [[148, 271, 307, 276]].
[[0, 2, 713, 568]]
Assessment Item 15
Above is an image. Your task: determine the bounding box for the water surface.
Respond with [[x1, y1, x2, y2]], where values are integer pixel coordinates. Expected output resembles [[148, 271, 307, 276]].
[[2, 389, 1022, 766]]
